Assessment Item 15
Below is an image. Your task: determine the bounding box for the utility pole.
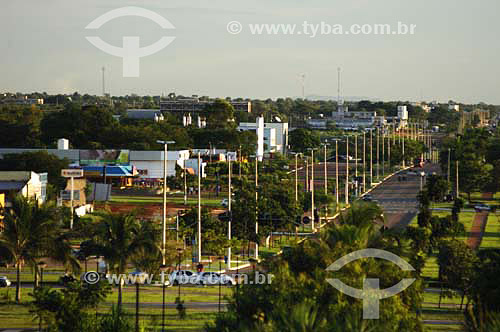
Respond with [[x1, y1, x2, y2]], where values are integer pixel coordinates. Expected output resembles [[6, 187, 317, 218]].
[[197, 152, 202, 263], [227, 159, 232, 269], [157, 140, 175, 265], [376, 127, 380, 180], [370, 130, 373, 187], [382, 126, 385, 177], [295, 153, 299, 202], [402, 130, 406, 168], [183, 159, 187, 205], [323, 144, 328, 194], [310, 149, 315, 230], [355, 135, 358, 178], [335, 140, 339, 210], [305, 158, 309, 192], [345, 137, 349, 205], [362, 132, 366, 193], [456, 160, 459, 198], [255, 157, 259, 259]]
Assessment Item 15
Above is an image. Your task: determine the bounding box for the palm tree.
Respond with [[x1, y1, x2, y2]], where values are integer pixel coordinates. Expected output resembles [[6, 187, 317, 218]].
[[90, 211, 156, 309], [0, 195, 76, 302]]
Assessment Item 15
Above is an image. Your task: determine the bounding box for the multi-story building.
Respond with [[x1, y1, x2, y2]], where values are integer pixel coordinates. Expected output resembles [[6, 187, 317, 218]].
[[237, 117, 289, 159]]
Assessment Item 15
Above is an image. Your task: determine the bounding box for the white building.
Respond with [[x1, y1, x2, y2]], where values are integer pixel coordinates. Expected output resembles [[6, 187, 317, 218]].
[[184, 158, 207, 177], [0, 171, 48, 205], [449, 104, 460, 112], [129, 150, 190, 179], [237, 117, 288, 159]]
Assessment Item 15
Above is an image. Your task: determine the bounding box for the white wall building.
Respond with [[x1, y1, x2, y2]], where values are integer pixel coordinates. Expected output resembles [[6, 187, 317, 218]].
[[237, 117, 288, 158], [0, 171, 48, 205], [129, 150, 190, 179]]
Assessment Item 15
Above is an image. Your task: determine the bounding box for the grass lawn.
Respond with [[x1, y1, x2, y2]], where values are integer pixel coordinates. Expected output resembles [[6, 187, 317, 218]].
[[480, 213, 500, 249], [109, 195, 222, 207]]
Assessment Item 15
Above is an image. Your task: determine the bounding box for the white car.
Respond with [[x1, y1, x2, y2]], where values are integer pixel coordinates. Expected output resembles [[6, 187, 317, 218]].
[[0, 276, 11, 287], [474, 203, 491, 211], [169, 270, 198, 286], [197, 272, 236, 286]]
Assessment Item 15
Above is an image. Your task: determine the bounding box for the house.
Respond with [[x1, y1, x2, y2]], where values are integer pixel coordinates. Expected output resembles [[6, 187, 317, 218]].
[[0, 171, 48, 206]]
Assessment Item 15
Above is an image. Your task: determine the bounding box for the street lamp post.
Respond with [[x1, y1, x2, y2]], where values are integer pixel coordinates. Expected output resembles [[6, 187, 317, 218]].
[[363, 131, 366, 193], [255, 156, 259, 259], [308, 149, 316, 230], [335, 140, 339, 210], [227, 158, 232, 270], [38, 261, 46, 332], [177, 248, 183, 298], [197, 153, 202, 263], [156, 140, 176, 266], [160, 264, 168, 332], [376, 127, 380, 180], [345, 137, 349, 205], [370, 130, 373, 187]]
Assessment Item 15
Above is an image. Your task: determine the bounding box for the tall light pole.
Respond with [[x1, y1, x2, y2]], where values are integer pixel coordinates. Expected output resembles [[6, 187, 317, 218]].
[[345, 137, 349, 205], [255, 156, 259, 259], [355, 134, 358, 178], [309, 149, 316, 230], [323, 143, 329, 194], [363, 131, 366, 193], [227, 158, 232, 269], [335, 140, 339, 210], [382, 126, 385, 177], [402, 131, 406, 168], [370, 130, 373, 187], [183, 158, 187, 205], [197, 152, 202, 263], [291, 152, 302, 202], [376, 127, 380, 180], [157, 140, 175, 265]]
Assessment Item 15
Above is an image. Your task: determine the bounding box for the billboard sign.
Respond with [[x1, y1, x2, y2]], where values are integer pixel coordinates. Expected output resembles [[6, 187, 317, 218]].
[[79, 150, 129, 166], [61, 169, 84, 178]]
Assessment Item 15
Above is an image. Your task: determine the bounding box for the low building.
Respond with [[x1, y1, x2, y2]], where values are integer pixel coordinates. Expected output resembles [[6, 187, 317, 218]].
[[0, 171, 48, 205], [125, 109, 164, 122], [160, 97, 251, 114], [129, 150, 190, 182]]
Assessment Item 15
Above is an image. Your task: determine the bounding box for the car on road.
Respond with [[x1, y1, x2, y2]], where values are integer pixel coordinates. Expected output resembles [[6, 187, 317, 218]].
[[60, 274, 77, 285], [362, 194, 373, 202], [0, 276, 12, 287], [169, 270, 198, 286], [197, 272, 235, 286], [474, 203, 491, 211], [406, 170, 418, 176]]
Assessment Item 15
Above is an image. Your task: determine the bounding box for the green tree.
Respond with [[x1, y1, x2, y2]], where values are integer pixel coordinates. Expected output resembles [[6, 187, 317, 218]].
[[89, 211, 156, 309], [0, 195, 77, 302], [289, 129, 321, 153]]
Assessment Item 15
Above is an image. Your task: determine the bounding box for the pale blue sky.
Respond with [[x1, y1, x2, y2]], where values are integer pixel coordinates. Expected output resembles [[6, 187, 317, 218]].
[[1, 0, 499, 103]]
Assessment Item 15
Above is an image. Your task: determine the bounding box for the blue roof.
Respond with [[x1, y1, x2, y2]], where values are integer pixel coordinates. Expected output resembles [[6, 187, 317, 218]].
[[82, 165, 137, 177]]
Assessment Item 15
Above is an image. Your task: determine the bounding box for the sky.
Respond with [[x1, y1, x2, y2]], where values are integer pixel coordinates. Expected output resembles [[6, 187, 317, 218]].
[[1, 0, 500, 104]]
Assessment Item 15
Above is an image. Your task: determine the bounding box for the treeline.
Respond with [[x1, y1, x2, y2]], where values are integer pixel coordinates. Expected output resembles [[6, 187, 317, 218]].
[[0, 103, 257, 155]]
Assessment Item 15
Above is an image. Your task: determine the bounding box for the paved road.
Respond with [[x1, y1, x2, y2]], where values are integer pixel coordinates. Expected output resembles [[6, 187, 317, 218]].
[[369, 163, 441, 229]]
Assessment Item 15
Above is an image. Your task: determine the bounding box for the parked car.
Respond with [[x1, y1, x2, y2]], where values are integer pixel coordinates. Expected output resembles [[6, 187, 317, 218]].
[[169, 270, 198, 286], [0, 276, 11, 287], [197, 272, 235, 286], [474, 203, 491, 211], [60, 274, 77, 285]]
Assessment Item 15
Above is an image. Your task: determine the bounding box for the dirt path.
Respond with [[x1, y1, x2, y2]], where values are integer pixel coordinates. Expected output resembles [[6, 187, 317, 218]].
[[467, 193, 493, 249]]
